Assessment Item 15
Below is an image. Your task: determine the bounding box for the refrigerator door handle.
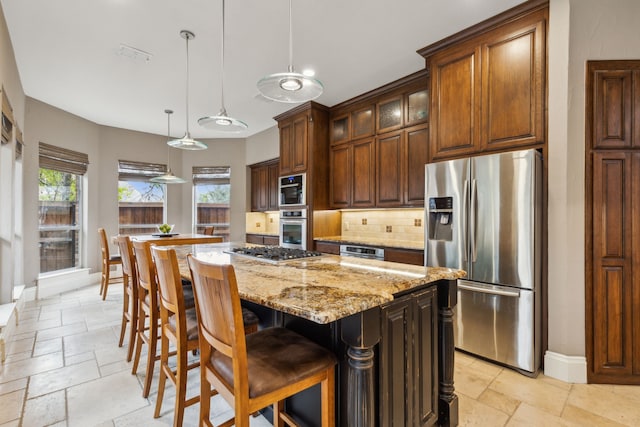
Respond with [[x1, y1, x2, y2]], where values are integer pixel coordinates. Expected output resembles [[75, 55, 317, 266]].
[[470, 179, 478, 262], [462, 179, 468, 262], [458, 282, 521, 298]]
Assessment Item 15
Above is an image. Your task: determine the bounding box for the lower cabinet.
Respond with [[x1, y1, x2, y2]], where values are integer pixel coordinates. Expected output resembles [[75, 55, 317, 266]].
[[384, 248, 424, 266], [379, 287, 438, 427], [246, 234, 279, 245]]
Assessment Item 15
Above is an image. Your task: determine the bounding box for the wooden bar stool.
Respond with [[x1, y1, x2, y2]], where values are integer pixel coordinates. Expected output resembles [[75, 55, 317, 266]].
[[203, 226, 215, 235], [98, 228, 124, 300], [115, 235, 138, 362], [130, 240, 162, 398], [187, 255, 337, 427], [151, 246, 204, 427], [151, 246, 260, 427]]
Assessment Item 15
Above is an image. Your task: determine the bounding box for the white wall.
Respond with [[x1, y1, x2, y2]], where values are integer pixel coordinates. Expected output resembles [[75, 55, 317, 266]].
[[245, 125, 279, 165], [547, 0, 640, 362], [0, 4, 25, 303]]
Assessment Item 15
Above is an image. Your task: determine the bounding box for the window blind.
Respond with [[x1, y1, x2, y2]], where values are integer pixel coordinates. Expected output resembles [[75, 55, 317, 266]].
[[15, 126, 23, 159], [39, 142, 89, 175], [118, 159, 167, 181], [192, 166, 231, 184], [1, 90, 14, 145]]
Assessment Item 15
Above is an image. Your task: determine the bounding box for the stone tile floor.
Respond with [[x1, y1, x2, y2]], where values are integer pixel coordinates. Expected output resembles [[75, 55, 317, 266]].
[[1, 282, 639, 426]]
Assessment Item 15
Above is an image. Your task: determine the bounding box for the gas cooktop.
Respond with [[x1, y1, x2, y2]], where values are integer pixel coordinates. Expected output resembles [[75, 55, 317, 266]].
[[228, 246, 322, 263]]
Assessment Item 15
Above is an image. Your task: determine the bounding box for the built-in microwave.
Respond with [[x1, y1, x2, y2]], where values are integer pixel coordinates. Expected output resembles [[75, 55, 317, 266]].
[[279, 173, 306, 207]]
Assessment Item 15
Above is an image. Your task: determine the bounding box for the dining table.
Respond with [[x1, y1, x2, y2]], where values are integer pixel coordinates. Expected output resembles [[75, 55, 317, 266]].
[[113, 233, 223, 246]]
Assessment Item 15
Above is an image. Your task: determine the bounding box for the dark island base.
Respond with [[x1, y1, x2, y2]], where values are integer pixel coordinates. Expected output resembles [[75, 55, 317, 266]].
[[242, 279, 458, 427]]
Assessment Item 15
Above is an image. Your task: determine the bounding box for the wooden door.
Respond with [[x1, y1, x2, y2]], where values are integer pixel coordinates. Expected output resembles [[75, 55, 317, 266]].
[[586, 60, 640, 384], [291, 115, 308, 173], [330, 143, 351, 208], [480, 10, 545, 151], [376, 130, 404, 207], [267, 161, 280, 211], [429, 43, 480, 161], [352, 138, 375, 207], [279, 120, 293, 175], [405, 124, 429, 206]]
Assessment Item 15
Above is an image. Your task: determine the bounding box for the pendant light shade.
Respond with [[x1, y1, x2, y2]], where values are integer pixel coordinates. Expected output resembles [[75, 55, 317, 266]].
[[256, 0, 323, 103], [152, 109, 187, 184], [199, 0, 248, 132], [168, 30, 207, 150]]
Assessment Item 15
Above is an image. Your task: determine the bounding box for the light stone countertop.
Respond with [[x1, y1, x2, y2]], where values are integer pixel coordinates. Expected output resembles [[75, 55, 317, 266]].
[[173, 243, 465, 324]]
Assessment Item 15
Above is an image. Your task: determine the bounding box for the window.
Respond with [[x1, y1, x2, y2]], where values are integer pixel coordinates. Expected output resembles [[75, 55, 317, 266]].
[[192, 166, 230, 241], [118, 160, 167, 235], [38, 142, 89, 274]]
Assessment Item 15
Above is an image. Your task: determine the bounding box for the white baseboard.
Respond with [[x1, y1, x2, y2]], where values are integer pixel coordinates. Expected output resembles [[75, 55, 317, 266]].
[[37, 268, 100, 299], [544, 350, 587, 383]]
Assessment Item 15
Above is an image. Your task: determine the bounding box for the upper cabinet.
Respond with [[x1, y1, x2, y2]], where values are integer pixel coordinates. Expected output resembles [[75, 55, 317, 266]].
[[421, 2, 547, 161], [274, 102, 330, 210], [329, 70, 430, 208], [249, 158, 279, 212]]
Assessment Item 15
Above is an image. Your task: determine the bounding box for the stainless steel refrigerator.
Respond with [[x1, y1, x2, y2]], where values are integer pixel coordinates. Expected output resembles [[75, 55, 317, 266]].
[[425, 149, 542, 374]]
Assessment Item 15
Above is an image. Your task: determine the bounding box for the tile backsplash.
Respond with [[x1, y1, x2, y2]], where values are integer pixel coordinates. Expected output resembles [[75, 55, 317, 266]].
[[341, 209, 424, 243], [245, 212, 279, 234]]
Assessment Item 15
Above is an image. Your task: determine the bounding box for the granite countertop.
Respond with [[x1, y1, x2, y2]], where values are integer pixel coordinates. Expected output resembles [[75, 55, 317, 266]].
[[172, 243, 464, 324], [315, 235, 425, 251]]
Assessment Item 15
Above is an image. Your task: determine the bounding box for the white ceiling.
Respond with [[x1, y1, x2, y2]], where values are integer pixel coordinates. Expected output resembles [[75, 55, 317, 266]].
[[1, 0, 525, 139]]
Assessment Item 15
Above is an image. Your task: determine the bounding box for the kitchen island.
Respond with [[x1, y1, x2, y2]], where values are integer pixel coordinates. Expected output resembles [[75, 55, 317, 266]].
[[172, 243, 465, 427]]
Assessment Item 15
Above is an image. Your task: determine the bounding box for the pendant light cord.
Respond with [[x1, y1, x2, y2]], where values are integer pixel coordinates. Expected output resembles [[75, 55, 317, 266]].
[[165, 109, 172, 169], [220, 0, 226, 111], [185, 34, 191, 134], [287, 0, 294, 73]]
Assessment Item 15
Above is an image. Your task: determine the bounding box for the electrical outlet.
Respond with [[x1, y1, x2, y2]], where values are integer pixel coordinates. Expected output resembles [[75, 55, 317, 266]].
[[255, 222, 261, 228], [344, 221, 350, 231], [414, 218, 422, 227], [362, 218, 367, 225], [386, 225, 392, 232], [269, 218, 273, 223]]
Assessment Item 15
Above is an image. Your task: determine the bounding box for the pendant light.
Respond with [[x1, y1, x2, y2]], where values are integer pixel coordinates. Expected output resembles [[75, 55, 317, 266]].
[[168, 30, 208, 150], [256, 0, 323, 103], [198, 0, 248, 132], [151, 109, 187, 184]]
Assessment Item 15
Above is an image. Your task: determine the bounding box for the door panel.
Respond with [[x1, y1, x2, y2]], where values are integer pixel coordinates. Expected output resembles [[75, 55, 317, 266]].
[[471, 150, 538, 289]]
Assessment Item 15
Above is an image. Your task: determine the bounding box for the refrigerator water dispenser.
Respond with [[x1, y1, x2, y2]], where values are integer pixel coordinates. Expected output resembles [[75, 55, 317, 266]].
[[428, 197, 453, 241]]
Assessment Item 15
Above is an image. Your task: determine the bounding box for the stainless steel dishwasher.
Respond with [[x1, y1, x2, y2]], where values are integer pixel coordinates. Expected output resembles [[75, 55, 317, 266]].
[[339, 244, 384, 260]]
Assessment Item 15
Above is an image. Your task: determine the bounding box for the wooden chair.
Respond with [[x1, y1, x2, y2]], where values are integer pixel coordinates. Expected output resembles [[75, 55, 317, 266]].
[[98, 228, 124, 300], [150, 245, 203, 427], [115, 235, 138, 362], [203, 226, 215, 235], [130, 240, 162, 398], [187, 255, 337, 427]]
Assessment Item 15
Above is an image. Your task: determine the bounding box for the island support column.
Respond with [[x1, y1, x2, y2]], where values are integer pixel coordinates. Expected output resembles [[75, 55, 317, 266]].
[[438, 280, 458, 427], [340, 307, 381, 427]]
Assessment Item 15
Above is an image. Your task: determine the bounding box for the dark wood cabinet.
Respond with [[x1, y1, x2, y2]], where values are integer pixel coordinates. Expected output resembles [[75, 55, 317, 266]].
[[246, 233, 280, 245], [279, 115, 308, 175], [377, 95, 404, 134], [267, 161, 279, 211], [586, 61, 640, 384], [330, 70, 429, 208], [425, 7, 546, 161], [376, 124, 429, 207], [380, 287, 438, 427], [384, 247, 424, 266], [331, 138, 375, 209], [249, 158, 279, 212], [275, 102, 330, 247], [314, 241, 340, 254]]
